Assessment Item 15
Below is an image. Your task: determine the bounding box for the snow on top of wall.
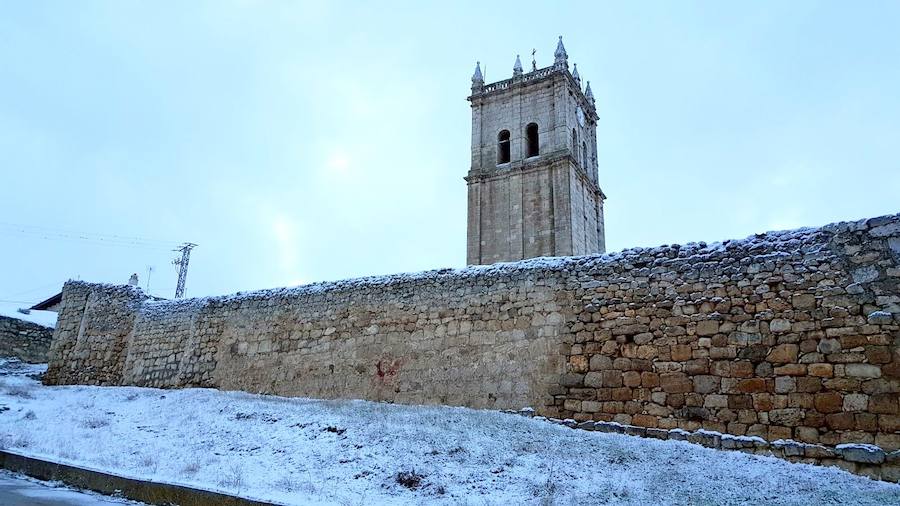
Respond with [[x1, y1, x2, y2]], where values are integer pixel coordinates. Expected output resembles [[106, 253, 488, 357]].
[[68, 212, 900, 314]]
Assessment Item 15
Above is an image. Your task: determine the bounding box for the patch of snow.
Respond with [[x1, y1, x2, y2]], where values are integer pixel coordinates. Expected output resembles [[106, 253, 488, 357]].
[[0, 303, 57, 328], [0, 359, 897, 505], [836, 443, 884, 452], [720, 434, 767, 444]]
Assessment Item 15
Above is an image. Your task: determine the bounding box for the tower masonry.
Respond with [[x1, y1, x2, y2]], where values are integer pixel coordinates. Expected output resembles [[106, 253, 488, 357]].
[[466, 37, 606, 265]]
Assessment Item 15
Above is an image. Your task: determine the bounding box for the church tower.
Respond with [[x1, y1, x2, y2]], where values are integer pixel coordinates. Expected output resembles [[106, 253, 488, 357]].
[[466, 37, 606, 265]]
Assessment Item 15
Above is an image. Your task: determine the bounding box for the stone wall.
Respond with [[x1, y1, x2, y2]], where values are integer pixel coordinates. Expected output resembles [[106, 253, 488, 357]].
[[0, 315, 54, 363], [44, 213, 900, 457], [557, 215, 900, 454], [45, 268, 570, 411]]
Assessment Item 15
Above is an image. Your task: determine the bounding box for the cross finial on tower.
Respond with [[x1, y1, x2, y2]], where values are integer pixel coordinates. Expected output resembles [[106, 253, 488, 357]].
[[554, 35, 568, 67], [531, 48, 537, 71], [471, 61, 484, 90], [513, 54, 523, 77]]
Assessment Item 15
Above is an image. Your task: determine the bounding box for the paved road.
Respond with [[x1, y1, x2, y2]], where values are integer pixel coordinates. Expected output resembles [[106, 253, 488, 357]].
[[0, 473, 143, 505]]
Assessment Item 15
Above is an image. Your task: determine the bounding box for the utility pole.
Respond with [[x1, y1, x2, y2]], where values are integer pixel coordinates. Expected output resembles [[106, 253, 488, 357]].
[[172, 243, 197, 299]]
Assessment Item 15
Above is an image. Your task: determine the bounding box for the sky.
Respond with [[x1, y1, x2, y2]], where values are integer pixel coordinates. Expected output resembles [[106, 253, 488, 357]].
[[1, 1, 899, 314]]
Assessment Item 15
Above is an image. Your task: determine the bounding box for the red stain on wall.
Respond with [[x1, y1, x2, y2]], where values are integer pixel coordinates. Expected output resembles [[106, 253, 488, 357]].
[[374, 358, 402, 383]]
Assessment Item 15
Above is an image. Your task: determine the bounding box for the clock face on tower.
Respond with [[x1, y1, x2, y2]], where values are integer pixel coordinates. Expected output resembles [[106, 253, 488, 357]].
[[576, 106, 585, 127]]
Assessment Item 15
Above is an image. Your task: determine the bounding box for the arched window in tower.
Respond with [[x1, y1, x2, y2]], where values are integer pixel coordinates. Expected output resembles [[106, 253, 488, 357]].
[[497, 130, 511, 164], [582, 142, 588, 170], [526, 123, 539, 157], [571, 128, 578, 164]]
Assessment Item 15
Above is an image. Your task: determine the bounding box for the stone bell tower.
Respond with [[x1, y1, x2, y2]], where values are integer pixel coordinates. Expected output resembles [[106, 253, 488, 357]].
[[465, 37, 606, 265]]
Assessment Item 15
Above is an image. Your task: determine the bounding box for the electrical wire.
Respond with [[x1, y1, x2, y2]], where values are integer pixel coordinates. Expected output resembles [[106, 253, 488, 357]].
[[0, 222, 182, 251], [0, 280, 65, 299]]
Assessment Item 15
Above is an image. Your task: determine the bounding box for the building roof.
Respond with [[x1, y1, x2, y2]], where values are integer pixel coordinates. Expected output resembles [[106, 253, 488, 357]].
[[30, 292, 62, 311]]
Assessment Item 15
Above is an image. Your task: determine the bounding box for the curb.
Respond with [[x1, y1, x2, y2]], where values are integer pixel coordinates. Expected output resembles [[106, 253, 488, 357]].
[[503, 408, 900, 483], [0, 450, 276, 506]]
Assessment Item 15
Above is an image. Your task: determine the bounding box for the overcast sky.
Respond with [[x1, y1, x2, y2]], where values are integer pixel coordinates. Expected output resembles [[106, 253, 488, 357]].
[[2, 1, 899, 313]]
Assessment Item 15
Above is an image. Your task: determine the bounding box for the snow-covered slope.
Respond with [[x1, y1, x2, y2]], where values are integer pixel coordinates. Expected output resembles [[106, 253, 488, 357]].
[[0, 359, 897, 505]]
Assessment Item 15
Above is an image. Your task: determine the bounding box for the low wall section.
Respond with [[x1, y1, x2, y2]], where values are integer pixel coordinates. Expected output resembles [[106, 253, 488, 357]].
[[44, 268, 569, 411], [44, 213, 900, 455], [0, 315, 53, 363]]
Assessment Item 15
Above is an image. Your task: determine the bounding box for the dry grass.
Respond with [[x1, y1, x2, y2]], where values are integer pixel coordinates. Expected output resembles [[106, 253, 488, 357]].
[[217, 464, 245, 491], [79, 415, 110, 429]]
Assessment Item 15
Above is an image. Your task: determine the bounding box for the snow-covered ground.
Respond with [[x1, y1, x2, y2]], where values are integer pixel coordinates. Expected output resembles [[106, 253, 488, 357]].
[[0, 359, 897, 505]]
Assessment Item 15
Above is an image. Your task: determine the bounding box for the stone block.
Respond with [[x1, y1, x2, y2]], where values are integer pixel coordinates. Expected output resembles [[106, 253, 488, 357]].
[[696, 320, 719, 336], [594, 421, 625, 434], [767, 344, 799, 364], [845, 364, 881, 379], [774, 376, 795, 394], [671, 344, 692, 361], [836, 444, 886, 464], [808, 363, 833, 378], [867, 311, 893, 325], [870, 393, 899, 414], [641, 372, 660, 388], [734, 378, 768, 394], [769, 408, 803, 426], [842, 394, 868, 412], [683, 358, 710, 375], [817, 338, 841, 354], [660, 373, 693, 394], [693, 375, 720, 394], [825, 412, 855, 430], [731, 361, 755, 378], [622, 371, 641, 387], [814, 392, 843, 414], [773, 364, 806, 376], [583, 372, 603, 388], [589, 354, 612, 371], [644, 428, 669, 440], [560, 373, 585, 387], [581, 400, 601, 413], [865, 346, 892, 364], [632, 414, 658, 428], [569, 355, 588, 372], [602, 370, 624, 387], [869, 222, 900, 237], [792, 294, 816, 309], [770, 318, 791, 333], [879, 415, 900, 432]]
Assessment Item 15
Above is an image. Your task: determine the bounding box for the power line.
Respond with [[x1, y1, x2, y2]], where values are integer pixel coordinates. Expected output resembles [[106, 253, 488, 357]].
[[0, 280, 65, 299], [0, 221, 178, 245], [1, 231, 176, 251], [2, 222, 198, 301], [0, 222, 182, 251]]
